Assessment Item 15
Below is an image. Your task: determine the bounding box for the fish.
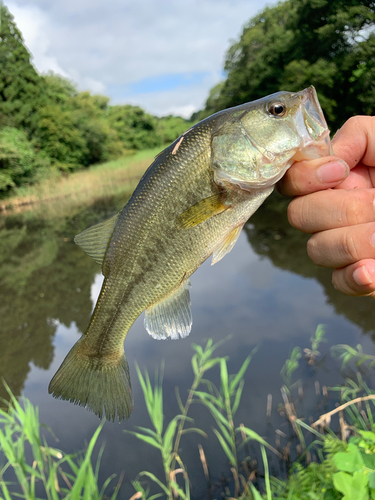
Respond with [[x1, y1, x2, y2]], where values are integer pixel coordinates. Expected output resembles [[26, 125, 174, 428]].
[[49, 86, 331, 421]]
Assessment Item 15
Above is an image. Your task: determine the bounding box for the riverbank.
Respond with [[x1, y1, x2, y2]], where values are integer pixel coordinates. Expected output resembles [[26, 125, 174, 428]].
[[0, 147, 161, 215]]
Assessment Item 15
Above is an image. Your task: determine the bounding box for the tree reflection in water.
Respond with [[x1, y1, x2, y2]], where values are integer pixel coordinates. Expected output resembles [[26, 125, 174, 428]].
[[1, 189, 374, 406]]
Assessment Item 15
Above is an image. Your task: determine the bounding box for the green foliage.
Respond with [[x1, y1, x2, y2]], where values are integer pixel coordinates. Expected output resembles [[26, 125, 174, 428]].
[[131, 337, 375, 499], [0, 4, 193, 193], [107, 105, 162, 151], [157, 115, 192, 145], [304, 324, 327, 364], [203, 0, 375, 130], [0, 383, 120, 499], [0, 4, 45, 131], [3, 338, 375, 498], [280, 346, 302, 386], [274, 434, 375, 499], [33, 105, 88, 170], [332, 343, 375, 369], [128, 339, 226, 500], [0, 126, 50, 189]]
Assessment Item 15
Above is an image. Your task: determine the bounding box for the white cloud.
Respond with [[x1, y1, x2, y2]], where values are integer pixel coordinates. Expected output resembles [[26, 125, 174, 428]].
[[7, 2, 68, 77], [6, 0, 276, 115]]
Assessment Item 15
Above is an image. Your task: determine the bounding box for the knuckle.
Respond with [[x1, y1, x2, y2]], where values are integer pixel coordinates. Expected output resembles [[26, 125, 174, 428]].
[[332, 268, 359, 296], [342, 231, 360, 262], [287, 197, 309, 231], [344, 190, 374, 226], [331, 271, 342, 292], [331, 270, 354, 295], [345, 194, 363, 226], [287, 199, 301, 228], [346, 116, 360, 128]]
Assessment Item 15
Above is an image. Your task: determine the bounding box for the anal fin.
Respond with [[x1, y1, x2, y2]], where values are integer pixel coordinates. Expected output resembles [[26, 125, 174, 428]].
[[211, 225, 243, 265], [145, 281, 192, 340]]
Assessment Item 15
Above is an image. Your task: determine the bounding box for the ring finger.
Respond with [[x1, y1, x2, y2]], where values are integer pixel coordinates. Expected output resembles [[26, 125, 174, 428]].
[[307, 222, 375, 268]]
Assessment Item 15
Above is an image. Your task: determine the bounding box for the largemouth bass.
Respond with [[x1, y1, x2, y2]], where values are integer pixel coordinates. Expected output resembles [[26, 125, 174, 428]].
[[49, 86, 331, 421]]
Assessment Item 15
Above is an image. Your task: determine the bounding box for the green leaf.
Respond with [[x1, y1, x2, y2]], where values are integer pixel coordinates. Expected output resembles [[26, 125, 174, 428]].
[[180, 427, 207, 438], [229, 352, 255, 393], [196, 396, 231, 429], [359, 430, 375, 443], [134, 426, 160, 440], [191, 355, 199, 375], [368, 471, 375, 489], [232, 380, 244, 416], [138, 471, 170, 495], [127, 432, 162, 450], [175, 387, 185, 414], [249, 483, 263, 500], [202, 358, 221, 372], [212, 428, 236, 468], [333, 470, 368, 500], [163, 417, 178, 456], [220, 358, 230, 404], [238, 426, 269, 447], [333, 443, 364, 473], [260, 444, 271, 500]]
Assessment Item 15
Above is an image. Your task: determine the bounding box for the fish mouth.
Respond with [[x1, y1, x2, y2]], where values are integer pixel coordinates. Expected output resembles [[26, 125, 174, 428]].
[[292, 86, 332, 161]]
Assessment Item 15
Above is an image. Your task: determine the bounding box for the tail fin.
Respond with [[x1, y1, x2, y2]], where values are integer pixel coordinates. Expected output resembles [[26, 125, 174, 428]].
[[48, 337, 133, 422]]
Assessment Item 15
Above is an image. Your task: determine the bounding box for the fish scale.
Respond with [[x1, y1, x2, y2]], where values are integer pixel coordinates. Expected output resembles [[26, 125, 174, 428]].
[[49, 86, 331, 421]]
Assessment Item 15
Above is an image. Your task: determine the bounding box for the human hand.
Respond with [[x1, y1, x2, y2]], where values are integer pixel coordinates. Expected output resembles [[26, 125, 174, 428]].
[[278, 116, 375, 297]]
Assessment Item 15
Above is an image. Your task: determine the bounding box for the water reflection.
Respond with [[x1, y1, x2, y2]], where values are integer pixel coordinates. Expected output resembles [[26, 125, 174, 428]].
[[245, 192, 375, 336], [0, 190, 374, 498], [0, 196, 124, 402]]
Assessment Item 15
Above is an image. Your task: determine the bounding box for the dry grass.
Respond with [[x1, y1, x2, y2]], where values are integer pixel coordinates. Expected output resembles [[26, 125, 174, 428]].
[[0, 148, 161, 215]]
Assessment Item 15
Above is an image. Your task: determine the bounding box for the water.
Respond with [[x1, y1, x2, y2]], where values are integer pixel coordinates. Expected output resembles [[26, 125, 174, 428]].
[[1, 191, 375, 498]]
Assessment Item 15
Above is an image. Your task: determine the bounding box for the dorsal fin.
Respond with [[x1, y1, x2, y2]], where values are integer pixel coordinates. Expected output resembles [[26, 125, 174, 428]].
[[144, 281, 192, 340], [74, 212, 120, 266]]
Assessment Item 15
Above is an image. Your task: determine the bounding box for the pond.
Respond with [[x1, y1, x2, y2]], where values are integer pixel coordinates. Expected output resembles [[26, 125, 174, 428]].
[[1, 187, 375, 498]]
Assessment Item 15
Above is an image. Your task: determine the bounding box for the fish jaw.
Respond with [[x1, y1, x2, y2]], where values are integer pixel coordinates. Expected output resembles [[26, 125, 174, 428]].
[[292, 86, 332, 161]]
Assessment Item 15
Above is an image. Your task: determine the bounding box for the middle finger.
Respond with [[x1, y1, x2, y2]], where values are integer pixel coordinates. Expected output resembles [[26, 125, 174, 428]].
[[288, 188, 375, 233]]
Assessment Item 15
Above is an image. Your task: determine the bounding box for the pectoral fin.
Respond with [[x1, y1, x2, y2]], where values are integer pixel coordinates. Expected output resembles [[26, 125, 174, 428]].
[[177, 193, 228, 229], [74, 212, 120, 266], [211, 225, 243, 265], [144, 281, 192, 340]]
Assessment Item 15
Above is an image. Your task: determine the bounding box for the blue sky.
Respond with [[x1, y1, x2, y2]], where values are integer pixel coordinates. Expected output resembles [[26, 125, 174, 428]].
[[7, 0, 276, 117]]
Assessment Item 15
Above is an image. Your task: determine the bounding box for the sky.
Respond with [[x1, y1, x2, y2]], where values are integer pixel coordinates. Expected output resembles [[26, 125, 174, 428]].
[[6, 0, 276, 118]]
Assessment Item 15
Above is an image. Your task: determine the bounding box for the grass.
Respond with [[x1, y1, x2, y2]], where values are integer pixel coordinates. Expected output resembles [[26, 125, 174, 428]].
[[130, 329, 375, 499], [2, 329, 375, 499], [0, 383, 121, 500], [0, 147, 162, 215]]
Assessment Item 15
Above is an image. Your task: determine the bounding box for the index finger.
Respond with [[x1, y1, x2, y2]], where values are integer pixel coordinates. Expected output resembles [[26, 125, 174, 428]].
[[332, 116, 375, 169]]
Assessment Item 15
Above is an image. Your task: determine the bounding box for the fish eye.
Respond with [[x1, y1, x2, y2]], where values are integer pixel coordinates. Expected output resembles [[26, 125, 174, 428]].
[[268, 101, 286, 117]]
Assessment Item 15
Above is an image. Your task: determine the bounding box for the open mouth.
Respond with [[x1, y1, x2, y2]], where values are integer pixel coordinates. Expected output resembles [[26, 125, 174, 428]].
[[293, 86, 332, 161]]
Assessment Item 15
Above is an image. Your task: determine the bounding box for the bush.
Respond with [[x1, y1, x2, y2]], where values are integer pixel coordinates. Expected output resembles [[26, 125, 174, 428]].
[[0, 127, 51, 191]]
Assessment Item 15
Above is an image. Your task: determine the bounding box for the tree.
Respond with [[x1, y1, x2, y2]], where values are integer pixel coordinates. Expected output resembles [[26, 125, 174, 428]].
[[0, 3, 192, 192], [107, 104, 162, 150], [0, 3, 45, 131], [204, 0, 375, 130]]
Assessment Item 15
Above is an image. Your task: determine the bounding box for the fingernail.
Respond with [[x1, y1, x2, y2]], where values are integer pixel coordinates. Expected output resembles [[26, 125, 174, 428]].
[[353, 265, 373, 286], [317, 160, 349, 184]]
